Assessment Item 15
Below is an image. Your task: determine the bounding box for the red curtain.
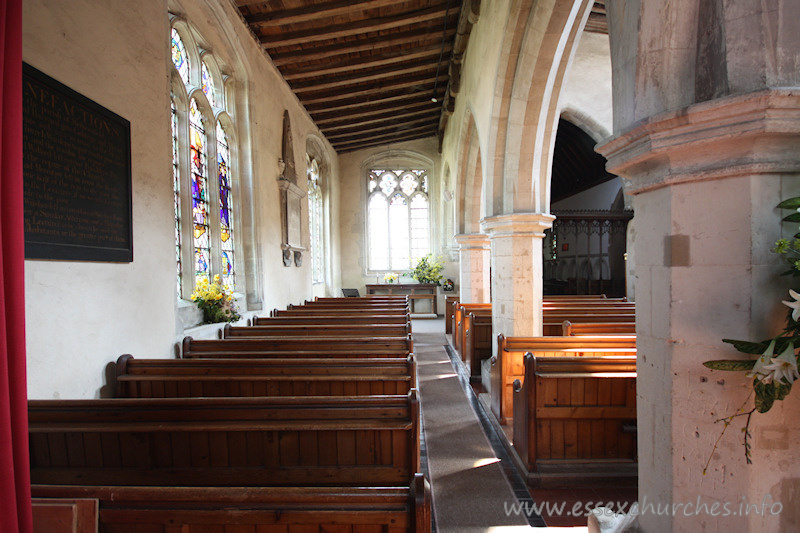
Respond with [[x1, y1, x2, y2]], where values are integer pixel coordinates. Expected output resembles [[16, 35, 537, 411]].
[[0, 0, 30, 531]]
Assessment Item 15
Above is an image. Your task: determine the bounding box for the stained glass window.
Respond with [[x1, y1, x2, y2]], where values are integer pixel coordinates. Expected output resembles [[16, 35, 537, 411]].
[[171, 23, 239, 302], [171, 100, 182, 297], [217, 122, 234, 289], [366, 168, 430, 271], [307, 155, 324, 283], [201, 61, 216, 108], [171, 28, 189, 86], [190, 98, 210, 285]]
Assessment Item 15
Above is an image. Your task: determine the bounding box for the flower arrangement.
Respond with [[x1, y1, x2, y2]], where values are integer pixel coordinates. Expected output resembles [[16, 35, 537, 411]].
[[411, 254, 444, 285], [442, 278, 454, 291], [190, 275, 241, 324], [383, 272, 399, 283], [703, 196, 800, 470]]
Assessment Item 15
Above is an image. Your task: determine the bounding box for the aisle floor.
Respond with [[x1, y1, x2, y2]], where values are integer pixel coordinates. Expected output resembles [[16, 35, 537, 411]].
[[413, 317, 615, 532]]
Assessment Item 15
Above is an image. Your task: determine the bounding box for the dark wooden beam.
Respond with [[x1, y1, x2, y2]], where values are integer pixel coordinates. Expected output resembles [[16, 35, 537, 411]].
[[291, 58, 442, 93], [297, 72, 449, 106], [314, 100, 439, 127], [322, 109, 442, 136], [282, 43, 453, 81], [308, 88, 445, 117], [257, 3, 452, 48], [269, 26, 457, 66], [329, 122, 436, 143], [304, 84, 445, 113], [244, 0, 399, 26], [333, 129, 437, 152]]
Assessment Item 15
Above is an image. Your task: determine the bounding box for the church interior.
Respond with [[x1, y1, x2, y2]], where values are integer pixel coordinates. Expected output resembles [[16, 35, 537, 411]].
[[4, 0, 800, 532]]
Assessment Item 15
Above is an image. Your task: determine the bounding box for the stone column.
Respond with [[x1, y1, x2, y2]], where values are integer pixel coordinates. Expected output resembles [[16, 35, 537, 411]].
[[454, 233, 490, 303], [481, 213, 555, 338], [598, 90, 800, 533]]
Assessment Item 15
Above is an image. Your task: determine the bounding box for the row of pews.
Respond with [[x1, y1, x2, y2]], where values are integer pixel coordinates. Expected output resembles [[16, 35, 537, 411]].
[[449, 295, 637, 486], [30, 295, 431, 533]]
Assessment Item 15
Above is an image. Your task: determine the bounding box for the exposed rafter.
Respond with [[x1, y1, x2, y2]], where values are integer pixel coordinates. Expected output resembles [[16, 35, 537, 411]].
[[234, 0, 605, 153]]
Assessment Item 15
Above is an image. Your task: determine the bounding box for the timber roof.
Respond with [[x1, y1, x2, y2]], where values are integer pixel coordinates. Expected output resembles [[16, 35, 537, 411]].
[[234, 0, 607, 154]]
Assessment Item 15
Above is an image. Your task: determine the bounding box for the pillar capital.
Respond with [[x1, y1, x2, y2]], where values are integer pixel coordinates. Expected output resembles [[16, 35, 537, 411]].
[[480, 212, 555, 238], [454, 232, 490, 250], [597, 89, 800, 195]]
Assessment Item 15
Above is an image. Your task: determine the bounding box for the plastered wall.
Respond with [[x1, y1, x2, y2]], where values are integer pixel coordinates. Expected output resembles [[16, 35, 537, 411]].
[[23, 0, 337, 398]]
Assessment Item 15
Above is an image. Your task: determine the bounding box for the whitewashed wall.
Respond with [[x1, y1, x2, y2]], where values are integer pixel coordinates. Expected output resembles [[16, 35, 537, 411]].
[[22, 0, 337, 398]]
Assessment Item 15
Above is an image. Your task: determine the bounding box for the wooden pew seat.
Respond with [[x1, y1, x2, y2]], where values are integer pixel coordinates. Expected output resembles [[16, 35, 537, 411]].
[[32, 476, 431, 533], [512, 354, 637, 486], [115, 354, 416, 398], [223, 323, 410, 338], [181, 336, 413, 358], [491, 335, 636, 424], [29, 394, 420, 487]]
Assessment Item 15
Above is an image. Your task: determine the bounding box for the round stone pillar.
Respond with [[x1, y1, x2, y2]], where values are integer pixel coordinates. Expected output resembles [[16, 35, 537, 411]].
[[454, 233, 491, 303]]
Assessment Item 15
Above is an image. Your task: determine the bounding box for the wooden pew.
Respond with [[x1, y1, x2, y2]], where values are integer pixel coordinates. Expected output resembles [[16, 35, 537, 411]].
[[115, 354, 416, 398], [512, 354, 637, 486], [312, 296, 409, 303], [562, 321, 636, 336], [32, 476, 431, 533], [29, 394, 420, 487], [181, 336, 413, 358], [253, 314, 411, 326], [463, 311, 493, 379], [223, 323, 410, 338], [452, 303, 491, 356], [491, 335, 636, 424], [445, 295, 459, 334], [274, 307, 410, 317], [542, 314, 635, 335]]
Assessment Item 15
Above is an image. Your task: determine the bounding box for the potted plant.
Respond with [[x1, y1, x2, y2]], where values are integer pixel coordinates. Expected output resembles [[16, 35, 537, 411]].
[[411, 254, 444, 285], [190, 275, 241, 324]]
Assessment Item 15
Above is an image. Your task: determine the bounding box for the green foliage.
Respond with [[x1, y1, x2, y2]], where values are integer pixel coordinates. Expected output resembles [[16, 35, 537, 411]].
[[410, 254, 444, 285], [703, 196, 800, 466], [702, 360, 756, 372], [754, 378, 792, 413]]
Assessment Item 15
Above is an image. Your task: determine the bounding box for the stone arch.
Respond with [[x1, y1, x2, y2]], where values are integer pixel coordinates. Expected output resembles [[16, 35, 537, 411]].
[[559, 106, 610, 144], [485, 0, 594, 215], [455, 110, 484, 235]]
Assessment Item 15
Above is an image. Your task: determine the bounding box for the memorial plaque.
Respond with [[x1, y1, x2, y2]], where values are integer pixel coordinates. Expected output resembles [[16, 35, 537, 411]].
[[23, 63, 133, 262]]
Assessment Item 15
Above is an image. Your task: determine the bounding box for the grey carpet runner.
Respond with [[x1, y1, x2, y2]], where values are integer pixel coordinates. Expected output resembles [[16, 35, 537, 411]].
[[413, 318, 533, 532]]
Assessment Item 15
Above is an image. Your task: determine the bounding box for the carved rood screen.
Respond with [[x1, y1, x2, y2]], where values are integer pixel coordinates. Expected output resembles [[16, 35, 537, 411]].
[[543, 210, 633, 297]]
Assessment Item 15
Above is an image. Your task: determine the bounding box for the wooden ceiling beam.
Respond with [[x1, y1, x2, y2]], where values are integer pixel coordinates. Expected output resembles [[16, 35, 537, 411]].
[[333, 128, 437, 152], [307, 86, 446, 115], [257, 3, 453, 48], [244, 0, 399, 26], [291, 58, 442, 93], [297, 72, 449, 106], [269, 26, 457, 66], [322, 109, 442, 136], [335, 132, 435, 153], [328, 122, 436, 143], [326, 121, 437, 143], [282, 43, 453, 81], [314, 100, 439, 127]]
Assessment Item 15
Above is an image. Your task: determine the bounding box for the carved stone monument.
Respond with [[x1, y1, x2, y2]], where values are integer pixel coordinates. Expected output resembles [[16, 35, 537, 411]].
[[276, 110, 305, 266]]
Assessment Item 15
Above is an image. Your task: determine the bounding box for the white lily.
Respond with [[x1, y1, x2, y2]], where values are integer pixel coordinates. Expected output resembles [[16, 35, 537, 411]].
[[761, 342, 799, 385], [781, 289, 800, 322], [747, 339, 776, 381]]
